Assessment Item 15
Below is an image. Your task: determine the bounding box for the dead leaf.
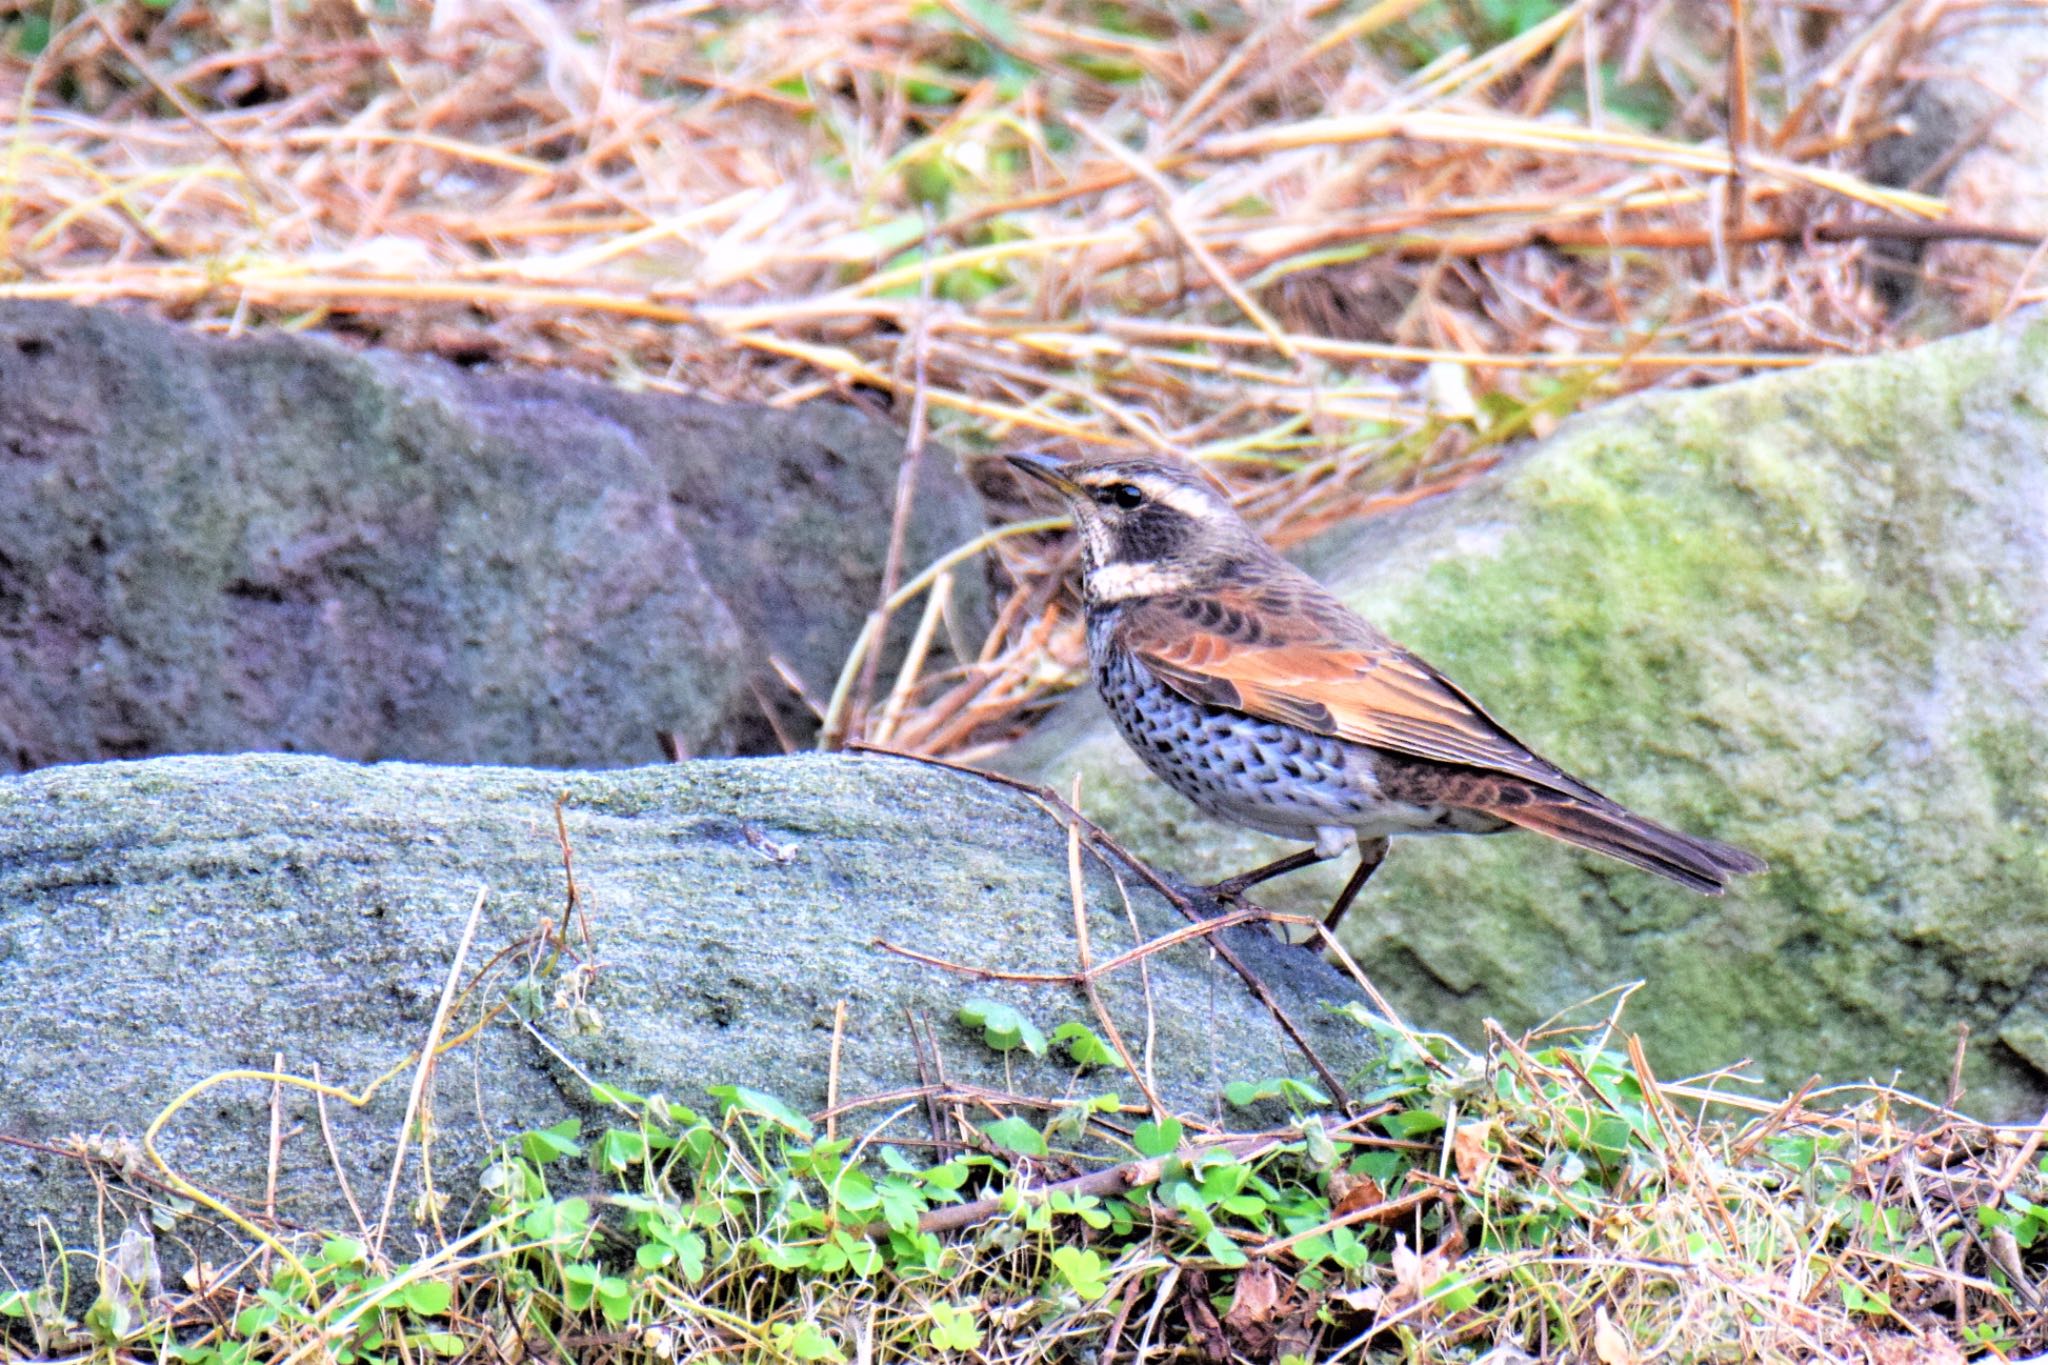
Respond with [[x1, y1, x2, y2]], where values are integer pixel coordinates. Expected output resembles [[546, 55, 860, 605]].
[[741, 822, 799, 863], [1987, 1226, 2032, 1300], [1593, 1306, 1634, 1365], [1222, 1260, 1281, 1357], [1472, 1348, 1539, 1365], [1328, 1284, 1385, 1315], [1425, 359, 1479, 420], [1382, 1226, 1472, 1324], [1452, 1119, 1495, 1183], [1273, 1311, 1315, 1363], [96, 1218, 163, 1340], [1390, 1235, 1423, 1296], [1386, 1234, 1453, 1320], [1180, 1268, 1231, 1364], [1328, 1169, 1385, 1217]]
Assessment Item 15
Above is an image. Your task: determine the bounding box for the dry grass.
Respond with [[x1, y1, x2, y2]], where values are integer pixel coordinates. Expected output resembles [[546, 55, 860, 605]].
[[2, 0, 2043, 756], [9, 1002, 2046, 1363], [1394, 1014, 2048, 1364]]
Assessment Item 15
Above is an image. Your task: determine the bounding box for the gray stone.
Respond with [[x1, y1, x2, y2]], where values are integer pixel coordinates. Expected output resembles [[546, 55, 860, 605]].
[[1870, 10, 2048, 324], [0, 752, 1380, 1282], [1010, 312, 2048, 1120], [0, 301, 986, 770]]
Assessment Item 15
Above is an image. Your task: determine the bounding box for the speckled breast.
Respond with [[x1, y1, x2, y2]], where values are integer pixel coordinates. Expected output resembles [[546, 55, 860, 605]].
[[1090, 627, 1382, 840]]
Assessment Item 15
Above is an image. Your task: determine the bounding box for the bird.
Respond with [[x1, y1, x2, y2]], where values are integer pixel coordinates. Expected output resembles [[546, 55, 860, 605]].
[[1007, 449, 1764, 932]]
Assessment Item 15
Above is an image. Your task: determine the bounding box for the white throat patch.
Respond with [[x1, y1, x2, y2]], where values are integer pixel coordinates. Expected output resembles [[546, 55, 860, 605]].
[[1085, 562, 1193, 602]]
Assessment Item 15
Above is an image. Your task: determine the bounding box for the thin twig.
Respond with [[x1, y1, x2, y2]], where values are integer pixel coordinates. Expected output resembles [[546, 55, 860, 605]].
[[826, 999, 848, 1143], [848, 743, 1354, 1112], [311, 1062, 372, 1244], [872, 906, 1309, 985], [553, 795, 590, 954], [848, 225, 939, 743], [1725, 0, 1752, 242], [1075, 118, 1298, 362], [262, 1051, 286, 1278], [1994, 1105, 2048, 1196], [813, 1081, 1158, 1128], [1250, 1184, 1441, 1260], [905, 1009, 954, 1163], [864, 1131, 1288, 1239], [373, 885, 489, 1256], [1064, 774, 1165, 1118]]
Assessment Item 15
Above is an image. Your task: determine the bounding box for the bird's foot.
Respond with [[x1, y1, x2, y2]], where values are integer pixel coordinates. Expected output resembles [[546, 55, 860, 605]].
[[1200, 874, 1258, 904], [1201, 848, 1328, 905]]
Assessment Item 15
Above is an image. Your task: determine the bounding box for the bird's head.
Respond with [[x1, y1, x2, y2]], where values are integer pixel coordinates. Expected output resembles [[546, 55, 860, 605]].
[[1006, 451, 1260, 604]]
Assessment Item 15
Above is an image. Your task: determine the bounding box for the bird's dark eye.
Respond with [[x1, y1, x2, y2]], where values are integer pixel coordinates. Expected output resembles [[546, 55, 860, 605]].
[[1096, 482, 1145, 510]]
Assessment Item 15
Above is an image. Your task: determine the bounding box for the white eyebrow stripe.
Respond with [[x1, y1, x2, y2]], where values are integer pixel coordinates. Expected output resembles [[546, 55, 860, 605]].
[[1086, 562, 1194, 602], [1146, 482, 1221, 519], [1076, 474, 1220, 522]]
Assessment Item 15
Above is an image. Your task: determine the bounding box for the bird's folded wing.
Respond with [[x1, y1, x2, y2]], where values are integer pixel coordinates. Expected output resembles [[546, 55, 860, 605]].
[[1124, 611, 1589, 795]]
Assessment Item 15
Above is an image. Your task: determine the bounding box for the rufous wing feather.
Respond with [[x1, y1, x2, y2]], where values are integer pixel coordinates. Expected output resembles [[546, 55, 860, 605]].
[[1117, 591, 1768, 894], [1121, 602, 1602, 801]]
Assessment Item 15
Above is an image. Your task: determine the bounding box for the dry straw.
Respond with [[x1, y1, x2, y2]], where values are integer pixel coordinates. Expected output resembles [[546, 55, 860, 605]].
[[0, 0, 2036, 754]]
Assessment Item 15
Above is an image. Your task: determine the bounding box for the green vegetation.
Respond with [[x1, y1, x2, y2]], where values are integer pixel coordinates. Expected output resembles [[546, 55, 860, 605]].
[[6, 1003, 2042, 1363]]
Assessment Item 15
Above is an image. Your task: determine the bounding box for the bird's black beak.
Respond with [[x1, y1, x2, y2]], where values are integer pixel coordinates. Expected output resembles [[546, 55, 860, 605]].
[[1005, 449, 1082, 497]]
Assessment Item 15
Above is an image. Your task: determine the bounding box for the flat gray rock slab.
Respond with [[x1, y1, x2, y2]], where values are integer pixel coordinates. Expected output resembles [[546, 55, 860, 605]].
[[0, 752, 1378, 1282]]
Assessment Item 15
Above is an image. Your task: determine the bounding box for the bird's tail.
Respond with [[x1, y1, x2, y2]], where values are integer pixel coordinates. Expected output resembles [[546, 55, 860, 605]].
[[1483, 795, 1766, 895]]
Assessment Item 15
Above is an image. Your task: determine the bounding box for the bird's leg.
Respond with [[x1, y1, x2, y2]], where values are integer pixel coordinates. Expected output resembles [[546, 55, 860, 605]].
[[1203, 846, 1328, 901], [1323, 837, 1390, 932]]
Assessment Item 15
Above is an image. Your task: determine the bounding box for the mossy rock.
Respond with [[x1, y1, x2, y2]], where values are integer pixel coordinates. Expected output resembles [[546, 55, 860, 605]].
[[1010, 313, 2048, 1119]]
